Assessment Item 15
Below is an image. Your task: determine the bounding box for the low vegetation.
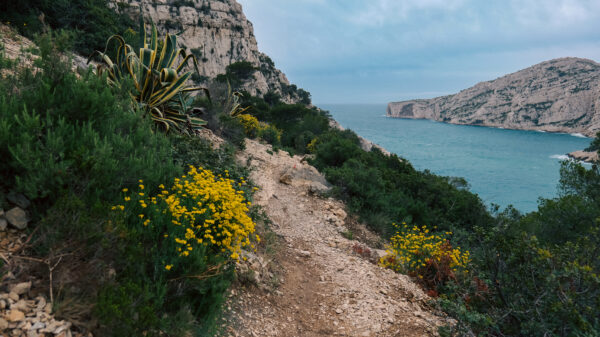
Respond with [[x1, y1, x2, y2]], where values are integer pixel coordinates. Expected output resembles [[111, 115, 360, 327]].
[[0, 0, 134, 56], [236, 93, 600, 336], [1, 3, 599, 336], [0, 27, 257, 336]]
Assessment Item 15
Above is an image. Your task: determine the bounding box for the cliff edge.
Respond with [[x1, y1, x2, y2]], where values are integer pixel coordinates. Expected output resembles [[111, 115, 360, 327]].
[[113, 0, 306, 103]]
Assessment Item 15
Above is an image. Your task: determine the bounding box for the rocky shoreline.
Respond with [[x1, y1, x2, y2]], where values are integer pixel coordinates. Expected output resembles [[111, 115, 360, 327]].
[[567, 150, 599, 163], [387, 58, 600, 138]]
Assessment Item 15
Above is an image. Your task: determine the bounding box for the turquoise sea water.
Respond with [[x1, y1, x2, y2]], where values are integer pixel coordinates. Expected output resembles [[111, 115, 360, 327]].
[[320, 104, 593, 213]]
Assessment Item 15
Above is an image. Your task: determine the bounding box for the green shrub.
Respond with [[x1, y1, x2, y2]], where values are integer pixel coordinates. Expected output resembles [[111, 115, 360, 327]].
[[0, 33, 253, 336], [584, 131, 599, 153], [257, 123, 282, 146], [0, 0, 134, 56], [98, 166, 257, 336]]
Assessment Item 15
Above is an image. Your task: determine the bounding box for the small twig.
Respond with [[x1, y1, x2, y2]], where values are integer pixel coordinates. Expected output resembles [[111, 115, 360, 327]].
[[48, 256, 62, 305], [11, 255, 45, 263]]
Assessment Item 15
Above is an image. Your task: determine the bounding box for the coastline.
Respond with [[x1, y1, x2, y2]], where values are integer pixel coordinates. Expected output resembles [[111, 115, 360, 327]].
[[385, 114, 597, 138], [567, 150, 599, 164]]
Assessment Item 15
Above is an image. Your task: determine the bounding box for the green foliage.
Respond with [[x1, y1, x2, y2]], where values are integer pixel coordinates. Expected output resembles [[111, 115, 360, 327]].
[[439, 161, 600, 336], [585, 131, 600, 153], [0, 34, 252, 336], [442, 224, 600, 337], [98, 164, 256, 336], [215, 61, 257, 89], [90, 18, 208, 134], [226, 61, 257, 81], [0, 0, 134, 56], [0, 34, 179, 206]]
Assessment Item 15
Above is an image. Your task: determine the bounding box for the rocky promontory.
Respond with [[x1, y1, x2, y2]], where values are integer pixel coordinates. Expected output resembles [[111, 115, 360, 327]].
[[387, 58, 600, 137], [567, 150, 599, 163]]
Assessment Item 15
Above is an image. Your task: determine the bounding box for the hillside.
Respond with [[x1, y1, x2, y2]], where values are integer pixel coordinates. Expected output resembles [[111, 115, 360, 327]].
[[387, 58, 600, 136], [221, 138, 447, 336], [112, 0, 308, 103]]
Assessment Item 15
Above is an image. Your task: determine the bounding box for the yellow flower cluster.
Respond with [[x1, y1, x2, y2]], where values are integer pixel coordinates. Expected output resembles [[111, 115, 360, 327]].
[[307, 138, 318, 153], [237, 114, 260, 136], [115, 166, 258, 270], [237, 114, 282, 143], [380, 223, 470, 274]]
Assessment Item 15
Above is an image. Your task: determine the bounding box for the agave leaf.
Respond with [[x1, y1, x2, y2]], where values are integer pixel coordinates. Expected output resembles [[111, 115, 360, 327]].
[[150, 72, 192, 107]]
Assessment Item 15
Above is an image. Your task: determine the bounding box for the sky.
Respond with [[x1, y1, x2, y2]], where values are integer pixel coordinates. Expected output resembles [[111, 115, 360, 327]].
[[236, 0, 600, 104]]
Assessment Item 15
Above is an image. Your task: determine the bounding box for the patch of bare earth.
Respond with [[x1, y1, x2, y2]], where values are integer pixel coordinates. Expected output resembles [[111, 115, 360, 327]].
[[221, 139, 450, 337]]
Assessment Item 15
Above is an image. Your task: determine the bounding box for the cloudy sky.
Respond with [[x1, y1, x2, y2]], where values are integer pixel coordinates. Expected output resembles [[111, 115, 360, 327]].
[[236, 0, 600, 104]]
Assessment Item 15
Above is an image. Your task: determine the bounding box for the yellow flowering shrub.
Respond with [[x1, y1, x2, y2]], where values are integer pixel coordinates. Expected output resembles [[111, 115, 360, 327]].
[[307, 137, 318, 153], [237, 113, 260, 138], [236, 113, 282, 145], [112, 166, 258, 272], [380, 223, 470, 292]]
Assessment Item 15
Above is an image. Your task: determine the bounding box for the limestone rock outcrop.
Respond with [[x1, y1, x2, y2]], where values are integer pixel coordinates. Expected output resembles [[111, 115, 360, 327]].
[[387, 58, 600, 136], [112, 0, 306, 103]]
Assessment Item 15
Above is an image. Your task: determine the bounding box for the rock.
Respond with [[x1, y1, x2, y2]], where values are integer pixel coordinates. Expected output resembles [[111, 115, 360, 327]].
[[308, 182, 330, 195], [112, 0, 304, 104], [35, 297, 46, 311], [0, 317, 7, 330], [11, 300, 30, 312], [6, 310, 25, 322], [5, 207, 28, 230], [31, 321, 45, 330], [0, 218, 7, 231], [297, 250, 311, 258], [7, 192, 30, 209], [568, 150, 599, 163], [388, 57, 600, 137], [10, 282, 31, 296], [8, 292, 19, 301]]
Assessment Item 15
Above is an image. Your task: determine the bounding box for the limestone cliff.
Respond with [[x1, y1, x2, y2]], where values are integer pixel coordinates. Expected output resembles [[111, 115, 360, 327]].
[[387, 58, 600, 137], [112, 0, 306, 103]]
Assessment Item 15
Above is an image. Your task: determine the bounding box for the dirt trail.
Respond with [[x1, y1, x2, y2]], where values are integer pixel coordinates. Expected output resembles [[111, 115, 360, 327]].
[[223, 140, 449, 337]]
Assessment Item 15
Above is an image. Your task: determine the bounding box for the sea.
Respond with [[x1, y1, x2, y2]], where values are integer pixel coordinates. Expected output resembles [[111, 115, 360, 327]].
[[320, 104, 593, 214]]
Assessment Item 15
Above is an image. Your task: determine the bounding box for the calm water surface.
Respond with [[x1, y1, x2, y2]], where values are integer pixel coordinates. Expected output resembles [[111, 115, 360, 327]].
[[321, 104, 592, 213]]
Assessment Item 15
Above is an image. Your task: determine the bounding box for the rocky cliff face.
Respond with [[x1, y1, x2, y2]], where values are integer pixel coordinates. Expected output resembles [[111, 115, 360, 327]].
[[112, 0, 305, 103], [387, 58, 600, 136]]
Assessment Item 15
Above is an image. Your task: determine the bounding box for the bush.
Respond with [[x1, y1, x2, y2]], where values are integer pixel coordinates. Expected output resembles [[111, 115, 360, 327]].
[[0, 0, 134, 56], [237, 113, 260, 138], [98, 167, 257, 335], [0, 33, 255, 336], [257, 123, 282, 146], [585, 131, 600, 153], [381, 223, 469, 292]]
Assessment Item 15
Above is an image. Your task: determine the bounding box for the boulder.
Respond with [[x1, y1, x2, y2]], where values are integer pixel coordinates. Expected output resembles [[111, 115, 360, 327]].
[[10, 282, 31, 296], [7, 192, 30, 209], [5, 207, 28, 229]]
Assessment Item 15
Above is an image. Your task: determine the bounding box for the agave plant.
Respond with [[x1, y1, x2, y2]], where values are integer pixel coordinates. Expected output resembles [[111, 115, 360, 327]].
[[224, 82, 251, 117], [89, 18, 209, 134]]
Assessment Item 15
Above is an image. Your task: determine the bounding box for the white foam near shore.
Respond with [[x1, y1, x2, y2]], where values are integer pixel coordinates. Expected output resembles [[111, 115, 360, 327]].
[[550, 154, 570, 160], [570, 133, 588, 138], [536, 130, 546, 133]]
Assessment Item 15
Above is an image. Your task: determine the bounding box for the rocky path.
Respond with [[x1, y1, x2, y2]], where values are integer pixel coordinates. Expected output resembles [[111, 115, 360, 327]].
[[223, 140, 448, 337]]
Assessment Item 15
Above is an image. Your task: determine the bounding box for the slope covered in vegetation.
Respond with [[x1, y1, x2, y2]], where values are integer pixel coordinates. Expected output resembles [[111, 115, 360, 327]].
[[1, 1, 599, 336]]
